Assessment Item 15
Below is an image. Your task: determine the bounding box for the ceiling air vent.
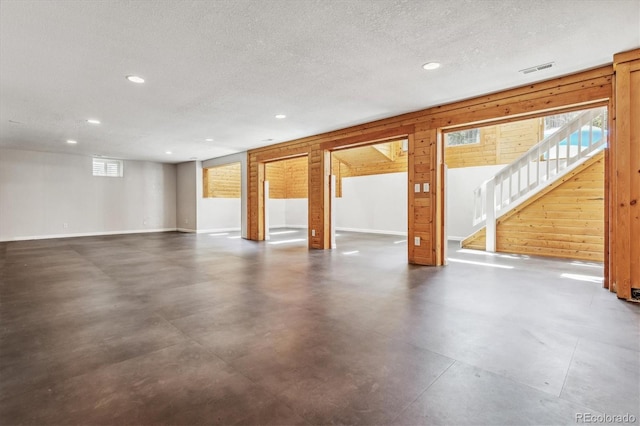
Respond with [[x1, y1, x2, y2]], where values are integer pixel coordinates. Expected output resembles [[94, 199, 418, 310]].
[[520, 62, 555, 74]]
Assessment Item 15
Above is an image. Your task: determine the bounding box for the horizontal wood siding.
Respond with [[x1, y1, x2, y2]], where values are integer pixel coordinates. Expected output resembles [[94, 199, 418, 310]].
[[265, 157, 307, 199], [203, 162, 241, 198], [285, 157, 308, 198], [462, 153, 605, 260], [265, 162, 285, 198], [446, 118, 542, 168], [495, 152, 604, 261]]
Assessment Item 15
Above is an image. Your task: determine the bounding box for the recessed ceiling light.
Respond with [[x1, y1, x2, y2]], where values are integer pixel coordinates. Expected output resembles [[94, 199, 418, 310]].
[[275, 114, 286, 119], [66, 140, 77, 144], [262, 138, 274, 142], [205, 138, 213, 142], [165, 151, 172, 154], [422, 62, 441, 70], [126, 75, 145, 84], [87, 119, 100, 124]]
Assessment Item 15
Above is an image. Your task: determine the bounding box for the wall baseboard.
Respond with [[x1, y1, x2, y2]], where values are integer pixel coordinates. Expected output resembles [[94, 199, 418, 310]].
[[176, 228, 197, 233], [1, 228, 178, 242], [335, 227, 407, 236], [196, 227, 241, 234]]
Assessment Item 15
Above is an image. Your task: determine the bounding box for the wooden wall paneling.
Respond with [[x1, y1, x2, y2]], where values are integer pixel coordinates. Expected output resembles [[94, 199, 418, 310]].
[[613, 58, 633, 299], [307, 147, 329, 249], [498, 156, 605, 260], [422, 76, 611, 131], [445, 125, 497, 169], [412, 129, 435, 264], [203, 163, 241, 198], [461, 153, 605, 261], [495, 118, 541, 164], [203, 167, 210, 197], [322, 150, 331, 249], [284, 157, 309, 198], [265, 162, 285, 198], [629, 66, 640, 297], [257, 162, 265, 240], [331, 157, 342, 198], [605, 94, 615, 291], [408, 133, 416, 263], [610, 50, 640, 299], [435, 129, 445, 266]]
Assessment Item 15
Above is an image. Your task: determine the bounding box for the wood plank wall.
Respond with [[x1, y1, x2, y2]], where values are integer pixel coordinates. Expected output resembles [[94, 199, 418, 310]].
[[265, 157, 308, 199], [265, 162, 285, 198], [610, 50, 640, 300], [462, 152, 605, 261], [203, 162, 241, 198], [247, 64, 613, 269], [445, 118, 542, 168]]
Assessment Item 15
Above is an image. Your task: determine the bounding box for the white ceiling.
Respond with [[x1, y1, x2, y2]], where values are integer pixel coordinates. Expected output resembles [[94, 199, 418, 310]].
[[1, 0, 639, 164]]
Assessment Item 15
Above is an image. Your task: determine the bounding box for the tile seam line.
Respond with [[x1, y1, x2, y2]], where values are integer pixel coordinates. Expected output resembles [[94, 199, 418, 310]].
[[181, 331, 314, 426], [388, 359, 457, 424]]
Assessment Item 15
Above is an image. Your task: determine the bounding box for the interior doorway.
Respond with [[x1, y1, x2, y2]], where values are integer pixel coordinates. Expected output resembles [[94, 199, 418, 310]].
[[263, 156, 309, 247], [441, 105, 607, 282], [202, 162, 242, 234], [330, 139, 409, 261]]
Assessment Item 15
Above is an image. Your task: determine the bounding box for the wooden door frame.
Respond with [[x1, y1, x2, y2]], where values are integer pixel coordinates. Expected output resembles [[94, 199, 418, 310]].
[[436, 101, 609, 281]]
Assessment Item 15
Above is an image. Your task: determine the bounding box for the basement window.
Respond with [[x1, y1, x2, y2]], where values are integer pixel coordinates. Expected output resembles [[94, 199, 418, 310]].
[[445, 128, 480, 146], [93, 158, 123, 177]]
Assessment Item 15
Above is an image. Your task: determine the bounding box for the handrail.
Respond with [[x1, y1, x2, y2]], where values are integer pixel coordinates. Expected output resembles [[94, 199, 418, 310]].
[[471, 107, 607, 249]]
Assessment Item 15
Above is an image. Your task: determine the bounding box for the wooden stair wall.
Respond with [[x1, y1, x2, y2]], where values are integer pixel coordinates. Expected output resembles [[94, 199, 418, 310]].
[[461, 151, 605, 261]]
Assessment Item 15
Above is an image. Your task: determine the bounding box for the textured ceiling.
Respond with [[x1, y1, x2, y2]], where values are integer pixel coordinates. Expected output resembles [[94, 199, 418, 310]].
[[1, 0, 639, 163]]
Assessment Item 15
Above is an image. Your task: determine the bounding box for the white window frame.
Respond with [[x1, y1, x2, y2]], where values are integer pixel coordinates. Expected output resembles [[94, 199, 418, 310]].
[[93, 158, 123, 177], [445, 128, 481, 147]]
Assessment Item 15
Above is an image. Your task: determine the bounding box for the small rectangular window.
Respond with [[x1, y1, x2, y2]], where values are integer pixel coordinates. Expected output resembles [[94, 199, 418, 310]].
[[445, 129, 480, 146], [93, 158, 123, 177]]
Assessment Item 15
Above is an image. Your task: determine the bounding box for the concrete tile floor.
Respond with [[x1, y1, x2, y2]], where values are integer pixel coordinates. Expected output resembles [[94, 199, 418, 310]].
[[0, 229, 638, 425]]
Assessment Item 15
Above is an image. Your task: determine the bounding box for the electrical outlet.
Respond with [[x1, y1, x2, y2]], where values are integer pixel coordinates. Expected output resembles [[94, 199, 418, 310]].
[[423, 183, 430, 192], [414, 183, 421, 193], [143, 220, 147, 225], [63, 223, 69, 229], [414, 236, 421, 246], [311, 229, 316, 237], [184, 218, 189, 224]]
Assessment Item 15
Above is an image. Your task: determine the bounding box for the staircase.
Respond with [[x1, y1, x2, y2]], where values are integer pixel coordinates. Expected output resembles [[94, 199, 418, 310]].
[[464, 106, 607, 253]]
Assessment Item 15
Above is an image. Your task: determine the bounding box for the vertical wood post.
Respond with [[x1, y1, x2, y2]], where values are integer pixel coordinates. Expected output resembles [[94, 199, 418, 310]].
[[486, 179, 497, 252]]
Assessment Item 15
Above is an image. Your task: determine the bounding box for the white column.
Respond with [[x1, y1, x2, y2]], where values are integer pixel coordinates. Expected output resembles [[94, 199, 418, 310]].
[[486, 179, 496, 252], [330, 175, 336, 249], [264, 180, 270, 241]]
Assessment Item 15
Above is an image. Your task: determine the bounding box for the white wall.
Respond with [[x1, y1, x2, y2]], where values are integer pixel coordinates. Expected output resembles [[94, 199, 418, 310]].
[[0, 148, 176, 241], [201, 153, 248, 238], [335, 172, 407, 235], [446, 164, 504, 240], [268, 199, 287, 228], [198, 198, 241, 231], [176, 162, 197, 231], [285, 199, 307, 228], [268, 198, 307, 229]]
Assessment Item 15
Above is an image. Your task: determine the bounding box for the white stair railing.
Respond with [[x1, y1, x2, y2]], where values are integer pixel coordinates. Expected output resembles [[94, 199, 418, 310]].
[[471, 106, 607, 251]]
